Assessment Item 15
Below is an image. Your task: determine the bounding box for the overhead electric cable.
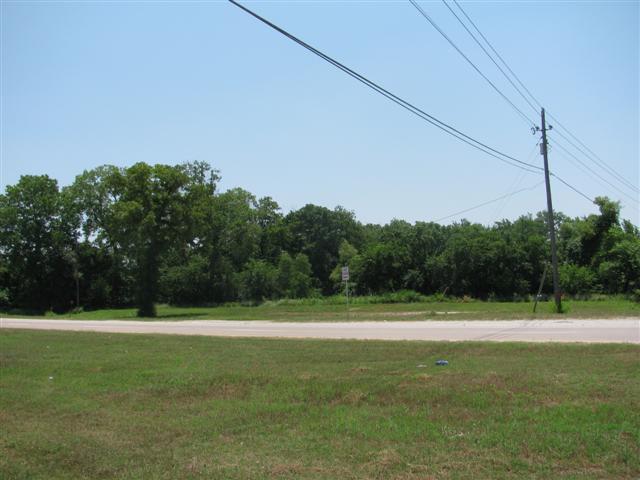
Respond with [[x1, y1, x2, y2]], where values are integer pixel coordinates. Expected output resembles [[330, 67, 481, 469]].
[[493, 142, 540, 218], [408, 0, 536, 127], [550, 173, 596, 204], [230, 1, 596, 207], [229, 0, 542, 174], [441, 0, 539, 116], [451, 0, 542, 112], [450, 0, 638, 197], [550, 126, 638, 194], [549, 139, 639, 205], [432, 181, 544, 223]]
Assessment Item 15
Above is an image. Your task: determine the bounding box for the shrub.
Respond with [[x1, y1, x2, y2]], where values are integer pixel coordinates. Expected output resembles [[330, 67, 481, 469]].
[[277, 253, 315, 299], [237, 259, 278, 303], [159, 255, 209, 305], [559, 264, 595, 295], [0, 288, 9, 307]]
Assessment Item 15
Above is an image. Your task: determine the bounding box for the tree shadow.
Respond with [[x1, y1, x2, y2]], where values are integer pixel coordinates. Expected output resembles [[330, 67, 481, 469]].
[[153, 312, 210, 319]]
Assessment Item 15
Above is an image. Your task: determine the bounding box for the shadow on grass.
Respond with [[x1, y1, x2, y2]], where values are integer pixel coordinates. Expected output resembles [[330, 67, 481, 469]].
[[152, 312, 210, 320], [0, 308, 47, 317]]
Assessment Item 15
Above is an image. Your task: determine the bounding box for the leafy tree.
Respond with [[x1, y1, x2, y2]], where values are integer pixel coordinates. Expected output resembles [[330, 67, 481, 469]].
[[67, 165, 134, 306], [329, 240, 359, 291], [237, 259, 277, 303], [596, 237, 640, 293], [277, 252, 314, 298], [285, 205, 363, 293], [357, 241, 411, 294], [0, 175, 76, 311], [159, 254, 210, 305], [1, 165, 637, 311], [256, 196, 285, 263]]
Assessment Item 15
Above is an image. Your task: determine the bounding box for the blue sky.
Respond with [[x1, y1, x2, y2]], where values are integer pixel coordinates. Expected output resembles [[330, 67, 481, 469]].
[[2, 0, 638, 225]]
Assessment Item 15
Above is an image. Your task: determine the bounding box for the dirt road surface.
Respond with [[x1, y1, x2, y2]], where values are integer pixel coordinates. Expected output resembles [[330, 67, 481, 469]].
[[2, 318, 638, 343]]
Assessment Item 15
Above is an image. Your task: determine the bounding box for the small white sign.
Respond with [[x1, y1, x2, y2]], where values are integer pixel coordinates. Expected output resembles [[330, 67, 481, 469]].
[[341, 266, 350, 281]]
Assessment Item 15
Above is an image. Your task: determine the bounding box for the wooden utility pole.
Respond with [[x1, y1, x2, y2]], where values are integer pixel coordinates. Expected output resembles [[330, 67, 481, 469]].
[[539, 108, 562, 313]]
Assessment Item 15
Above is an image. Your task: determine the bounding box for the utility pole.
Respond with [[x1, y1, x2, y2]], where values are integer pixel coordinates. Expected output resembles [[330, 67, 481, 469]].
[[538, 108, 562, 313]]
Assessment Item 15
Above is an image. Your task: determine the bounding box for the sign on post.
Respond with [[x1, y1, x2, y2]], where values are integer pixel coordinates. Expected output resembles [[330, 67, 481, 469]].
[[341, 266, 350, 281], [342, 266, 350, 320]]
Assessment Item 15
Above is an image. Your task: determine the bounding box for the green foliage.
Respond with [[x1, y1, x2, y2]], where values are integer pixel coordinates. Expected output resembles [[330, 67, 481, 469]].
[[0, 287, 9, 307], [0, 175, 78, 312], [329, 240, 359, 292], [362, 289, 427, 303], [237, 259, 278, 303], [596, 237, 640, 293], [160, 254, 210, 305], [285, 204, 363, 293], [559, 264, 596, 295], [276, 252, 315, 298], [69, 162, 220, 316], [548, 300, 571, 314], [269, 290, 431, 306], [0, 164, 637, 311]]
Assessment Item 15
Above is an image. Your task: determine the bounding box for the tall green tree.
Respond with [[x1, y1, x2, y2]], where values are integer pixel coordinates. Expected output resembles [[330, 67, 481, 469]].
[[285, 205, 363, 293], [0, 175, 76, 311]]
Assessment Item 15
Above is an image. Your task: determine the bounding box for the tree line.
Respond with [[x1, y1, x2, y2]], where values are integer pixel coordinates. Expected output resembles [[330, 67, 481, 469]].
[[1, 161, 638, 316]]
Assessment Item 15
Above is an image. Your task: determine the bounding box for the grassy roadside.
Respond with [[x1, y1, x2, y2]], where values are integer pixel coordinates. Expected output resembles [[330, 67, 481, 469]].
[[1, 329, 639, 479], [2, 298, 638, 321]]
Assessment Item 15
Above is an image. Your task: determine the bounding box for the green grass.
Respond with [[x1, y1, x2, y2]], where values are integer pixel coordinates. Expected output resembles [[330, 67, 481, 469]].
[[1, 329, 638, 479], [3, 297, 638, 321]]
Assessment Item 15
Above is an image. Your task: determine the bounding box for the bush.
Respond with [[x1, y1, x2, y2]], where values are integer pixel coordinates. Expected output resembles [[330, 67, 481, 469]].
[[559, 264, 595, 295], [277, 253, 315, 299], [372, 290, 428, 304], [237, 260, 278, 303], [0, 288, 9, 307], [428, 292, 448, 303], [268, 290, 429, 306], [159, 255, 209, 305]]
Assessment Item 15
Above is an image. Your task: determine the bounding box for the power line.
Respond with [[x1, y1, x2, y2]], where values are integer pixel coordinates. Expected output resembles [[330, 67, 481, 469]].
[[449, 0, 638, 198], [550, 123, 639, 194], [410, 0, 600, 208], [442, 0, 539, 116], [493, 170, 527, 219], [493, 142, 540, 218], [450, 0, 542, 114], [229, 0, 542, 174], [550, 173, 596, 205], [230, 0, 597, 208], [432, 181, 544, 223], [549, 138, 639, 205], [408, 0, 536, 127]]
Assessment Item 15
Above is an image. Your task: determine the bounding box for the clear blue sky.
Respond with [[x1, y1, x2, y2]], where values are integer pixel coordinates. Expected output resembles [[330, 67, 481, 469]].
[[2, 0, 638, 225]]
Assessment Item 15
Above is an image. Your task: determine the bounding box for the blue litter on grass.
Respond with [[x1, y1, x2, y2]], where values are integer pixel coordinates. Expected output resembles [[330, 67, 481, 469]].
[[435, 360, 449, 366]]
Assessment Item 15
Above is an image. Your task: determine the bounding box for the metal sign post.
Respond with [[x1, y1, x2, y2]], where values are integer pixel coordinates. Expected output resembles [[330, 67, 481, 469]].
[[342, 266, 350, 321]]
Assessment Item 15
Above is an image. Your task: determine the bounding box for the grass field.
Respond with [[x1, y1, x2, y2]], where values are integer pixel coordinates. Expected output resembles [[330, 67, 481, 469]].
[[1, 329, 638, 479], [3, 297, 638, 322]]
